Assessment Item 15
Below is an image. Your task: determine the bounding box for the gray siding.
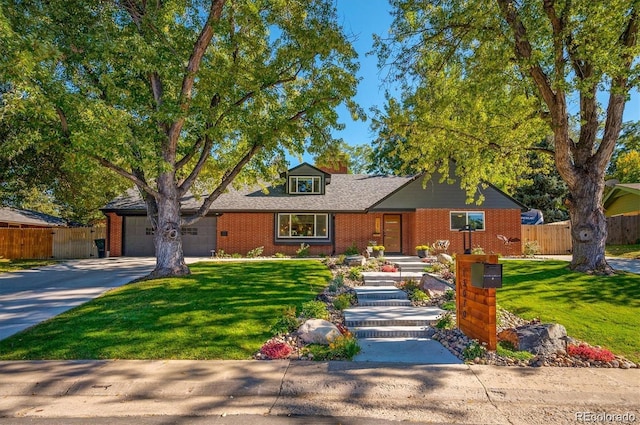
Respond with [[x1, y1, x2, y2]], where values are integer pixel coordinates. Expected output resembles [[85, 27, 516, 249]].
[[124, 216, 217, 256], [371, 178, 523, 211]]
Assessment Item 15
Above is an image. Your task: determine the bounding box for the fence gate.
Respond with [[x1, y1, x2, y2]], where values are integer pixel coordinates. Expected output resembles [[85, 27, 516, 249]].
[[0, 229, 54, 259], [52, 227, 107, 259]]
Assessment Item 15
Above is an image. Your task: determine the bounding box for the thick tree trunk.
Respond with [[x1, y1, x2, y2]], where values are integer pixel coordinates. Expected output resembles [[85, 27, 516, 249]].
[[148, 174, 190, 278], [566, 171, 612, 274]]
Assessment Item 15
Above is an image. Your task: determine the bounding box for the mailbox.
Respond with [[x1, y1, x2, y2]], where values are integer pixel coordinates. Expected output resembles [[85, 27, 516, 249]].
[[471, 263, 503, 288]]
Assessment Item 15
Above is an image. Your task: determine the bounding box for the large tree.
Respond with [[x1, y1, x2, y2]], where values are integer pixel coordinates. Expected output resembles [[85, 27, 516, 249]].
[[375, 0, 638, 273], [1, 0, 360, 277]]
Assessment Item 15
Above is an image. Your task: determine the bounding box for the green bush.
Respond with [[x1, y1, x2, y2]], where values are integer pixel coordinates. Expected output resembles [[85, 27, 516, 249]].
[[300, 300, 329, 320], [435, 312, 454, 329], [344, 242, 359, 256], [398, 279, 420, 291], [441, 301, 456, 311], [523, 240, 540, 257], [328, 274, 345, 292], [270, 306, 299, 336], [273, 252, 289, 258], [463, 341, 486, 361], [410, 289, 430, 302], [348, 266, 363, 280], [296, 243, 310, 258], [246, 246, 264, 258], [304, 334, 360, 360], [231, 253, 242, 258], [444, 289, 456, 301], [496, 341, 534, 361], [333, 293, 354, 310]]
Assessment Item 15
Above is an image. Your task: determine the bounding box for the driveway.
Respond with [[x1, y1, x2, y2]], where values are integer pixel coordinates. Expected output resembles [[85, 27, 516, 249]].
[[0, 257, 157, 341]]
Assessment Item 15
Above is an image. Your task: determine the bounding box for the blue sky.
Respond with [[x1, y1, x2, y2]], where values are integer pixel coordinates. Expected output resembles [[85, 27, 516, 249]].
[[329, 0, 639, 153]]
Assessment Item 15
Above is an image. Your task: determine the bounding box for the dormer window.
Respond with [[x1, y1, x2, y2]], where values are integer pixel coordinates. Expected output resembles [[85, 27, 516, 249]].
[[289, 176, 321, 194]]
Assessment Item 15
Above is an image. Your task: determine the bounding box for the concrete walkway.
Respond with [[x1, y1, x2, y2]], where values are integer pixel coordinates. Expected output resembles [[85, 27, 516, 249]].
[[0, 360, 638, 424]]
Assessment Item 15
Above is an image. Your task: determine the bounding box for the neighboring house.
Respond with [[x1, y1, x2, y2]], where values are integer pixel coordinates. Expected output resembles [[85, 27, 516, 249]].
[[603, 183, 640, 217], [102, 163, 525, 257], [0, 207, 67, 228]]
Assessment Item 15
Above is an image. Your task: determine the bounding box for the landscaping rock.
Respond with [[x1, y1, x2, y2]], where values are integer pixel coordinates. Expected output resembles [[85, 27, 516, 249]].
[[345, 255, 365, 267], [498, 323, 568, 355], [419, 274, 451, 298], [437, 253, 453, 264], [297, 319, 341, 345]]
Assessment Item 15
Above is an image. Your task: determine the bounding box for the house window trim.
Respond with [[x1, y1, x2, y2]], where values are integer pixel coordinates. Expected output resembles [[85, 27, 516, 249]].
[[450, 211, 486, 231], [275, 213, 331, 242], [288, 176, 322, 194]]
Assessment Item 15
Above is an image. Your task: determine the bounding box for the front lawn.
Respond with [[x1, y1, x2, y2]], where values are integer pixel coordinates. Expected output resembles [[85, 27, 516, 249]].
[[0, 260, 330, 360], [0, 258, 58, 273], [606, 244, 640, 259], [499, 260, 640, 363]]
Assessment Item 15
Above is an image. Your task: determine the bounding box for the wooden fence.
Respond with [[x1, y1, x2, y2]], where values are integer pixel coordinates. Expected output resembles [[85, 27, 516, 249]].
[[0, 227, 106, 260], [522, 215, 640, 255]]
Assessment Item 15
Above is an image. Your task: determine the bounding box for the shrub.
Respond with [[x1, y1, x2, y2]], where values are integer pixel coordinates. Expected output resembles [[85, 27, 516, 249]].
[[231, 253, 242, 258], [441, 301, 456, 311], [410, 289, 430, 302], [348, 266, 363, 280], [567, 344, 615, 362], [463, 341, 486, 361], [246, 246, 264, 258], [333, 293, 355, 310], [300, 300, 329, 320], [215, 249, 231, 258], [270, 306, 299, 336], [328, 274, 345, 292], [296, 243, 310, 258], [523, 240, 540, 257], [304, 333, 360, 360], [260, 340, 293, 359], [435, 312, 454, 329], [397, 279, 420, 291], [273, 252, 289, 258], [444, 289, 456, 301], [471, 246, 485, 255], [344, 242, 359, 256]]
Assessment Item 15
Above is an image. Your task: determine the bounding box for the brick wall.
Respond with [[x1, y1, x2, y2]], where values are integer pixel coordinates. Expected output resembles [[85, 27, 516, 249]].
[[105, 212, 123, 256], [412, 209, 522, 256]]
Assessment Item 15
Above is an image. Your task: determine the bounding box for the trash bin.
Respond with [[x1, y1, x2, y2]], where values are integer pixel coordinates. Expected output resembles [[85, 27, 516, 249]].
[[94, 238, 106, 258]]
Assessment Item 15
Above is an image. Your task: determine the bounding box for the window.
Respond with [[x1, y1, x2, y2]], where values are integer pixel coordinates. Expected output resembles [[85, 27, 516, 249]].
[[277, 213, 328, 239], [450, 211, 485, 231], [181, 227, 198, 236], [145, 227, 154, 236], [289, 176, 321, 194]]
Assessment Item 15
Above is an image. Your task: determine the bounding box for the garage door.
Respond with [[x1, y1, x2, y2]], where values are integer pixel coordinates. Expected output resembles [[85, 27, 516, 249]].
[[124, 216, 217, 257]]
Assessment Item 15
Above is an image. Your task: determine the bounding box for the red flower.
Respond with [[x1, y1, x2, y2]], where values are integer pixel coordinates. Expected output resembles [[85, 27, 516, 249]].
[[260, 340, 293, 359], [567, 344, 615, 362]]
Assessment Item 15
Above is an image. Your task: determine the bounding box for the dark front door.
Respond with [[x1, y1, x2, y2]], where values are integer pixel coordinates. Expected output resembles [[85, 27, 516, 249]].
[[383, 214, 402, 253]]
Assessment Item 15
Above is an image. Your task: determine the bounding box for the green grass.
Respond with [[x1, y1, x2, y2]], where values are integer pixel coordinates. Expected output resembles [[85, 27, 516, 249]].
[[606, 244, 640, 259], [0, 261, 331, 360], [499, 260, 640, 363], [0, 258, 58, 273]]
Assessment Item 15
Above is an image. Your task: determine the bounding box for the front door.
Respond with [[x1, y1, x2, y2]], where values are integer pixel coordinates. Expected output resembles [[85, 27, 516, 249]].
[[383, 214, 402, 253]]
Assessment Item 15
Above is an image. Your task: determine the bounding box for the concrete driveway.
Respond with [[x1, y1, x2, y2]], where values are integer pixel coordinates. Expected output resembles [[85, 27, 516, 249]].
[[0, 257, 158, 341]]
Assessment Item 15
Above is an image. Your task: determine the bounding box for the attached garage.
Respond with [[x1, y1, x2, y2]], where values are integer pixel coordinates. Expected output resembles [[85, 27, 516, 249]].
[[123, 215, 217, 257]]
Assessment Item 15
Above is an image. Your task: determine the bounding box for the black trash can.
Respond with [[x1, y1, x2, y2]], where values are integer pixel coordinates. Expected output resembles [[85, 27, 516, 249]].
[[94, 238, 106, 258]]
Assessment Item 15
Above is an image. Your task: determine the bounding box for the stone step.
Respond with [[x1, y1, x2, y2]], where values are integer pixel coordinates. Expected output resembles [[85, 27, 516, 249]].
[[354, 286, 408, 300], [357, 299, 412, 307], [361, 279, 397, 287], [352, 326, 435, 339], [344, 306, 444, 327], [362, 271, 424, 283]]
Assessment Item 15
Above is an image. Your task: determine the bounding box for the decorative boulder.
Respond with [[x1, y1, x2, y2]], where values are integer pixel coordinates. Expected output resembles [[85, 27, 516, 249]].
[[297, 319, 341, 345], [437, 253, 453, 264], [498, 323, 568, 355], [345, 255, 365, 267], [419, 274, 451, 298]]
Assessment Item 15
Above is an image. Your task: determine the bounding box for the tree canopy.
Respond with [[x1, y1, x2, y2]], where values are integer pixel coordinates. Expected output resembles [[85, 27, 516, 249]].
[[375, 0, 638, 272], [0, 0, 360, 276]]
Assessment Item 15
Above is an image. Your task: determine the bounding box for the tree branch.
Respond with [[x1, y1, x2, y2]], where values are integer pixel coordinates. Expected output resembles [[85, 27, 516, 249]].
[[91, 155, 159, 197]]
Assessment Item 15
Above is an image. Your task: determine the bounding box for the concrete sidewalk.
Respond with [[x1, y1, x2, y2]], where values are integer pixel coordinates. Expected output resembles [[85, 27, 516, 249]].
[[0, 360, 638, 424]]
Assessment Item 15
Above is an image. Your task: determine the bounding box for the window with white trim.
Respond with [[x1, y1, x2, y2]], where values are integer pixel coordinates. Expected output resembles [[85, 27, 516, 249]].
[[277, 213, 328, 239], [289, 176, 321, 194], [450, 211, 485, 231]]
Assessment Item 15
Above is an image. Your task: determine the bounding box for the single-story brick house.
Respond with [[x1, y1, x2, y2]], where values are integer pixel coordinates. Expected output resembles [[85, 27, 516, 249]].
[[102, 163, 525, 257], [0, 207, 67, 228]]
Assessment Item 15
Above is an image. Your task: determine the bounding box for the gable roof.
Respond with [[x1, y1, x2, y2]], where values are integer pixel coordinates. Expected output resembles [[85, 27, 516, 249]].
[[603, 183, 640, 216], [0, 207, 67, 227]]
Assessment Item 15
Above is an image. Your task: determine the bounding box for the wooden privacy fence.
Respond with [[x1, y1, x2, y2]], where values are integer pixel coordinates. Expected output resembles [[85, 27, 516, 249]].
[[0, 227, 106, 260], [522, 215, 640, 255]]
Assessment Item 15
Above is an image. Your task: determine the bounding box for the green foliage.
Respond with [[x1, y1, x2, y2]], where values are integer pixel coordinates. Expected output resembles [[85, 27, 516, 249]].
[[470, 246, 485, 255], [273, 252, 289, 258], [344, 242, 359, 256], [523, 240, 541, 257], [441, 301, 456, 311], [299, 300, 329, 321], [296, 243, 310, 258], [270, 306, 300, 336], [444, 289, 456, 301], [246, 246, 264, 258], [0, 259, 58, 273], [348, 266, 363, 281], [333, 293, 355, 310], [410, 289, 429, 302], [304, 334, 360, 360], [231, 253, 243, 259], [463, 341, 486, 361], [328, 274, 345, 292], [496, 341, 534, 361], [435, 312, 455, 330], [613, 150, 640, 183], [397, 279, 420, 291]]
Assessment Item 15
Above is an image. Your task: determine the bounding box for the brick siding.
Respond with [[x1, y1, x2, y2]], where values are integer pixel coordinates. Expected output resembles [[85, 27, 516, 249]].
[[105, 212, 123, 256]]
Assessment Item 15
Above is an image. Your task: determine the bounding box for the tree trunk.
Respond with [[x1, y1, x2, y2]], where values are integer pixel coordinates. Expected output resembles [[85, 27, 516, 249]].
[[149, 174, 190, 278], [566, 171, 612, 274]]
